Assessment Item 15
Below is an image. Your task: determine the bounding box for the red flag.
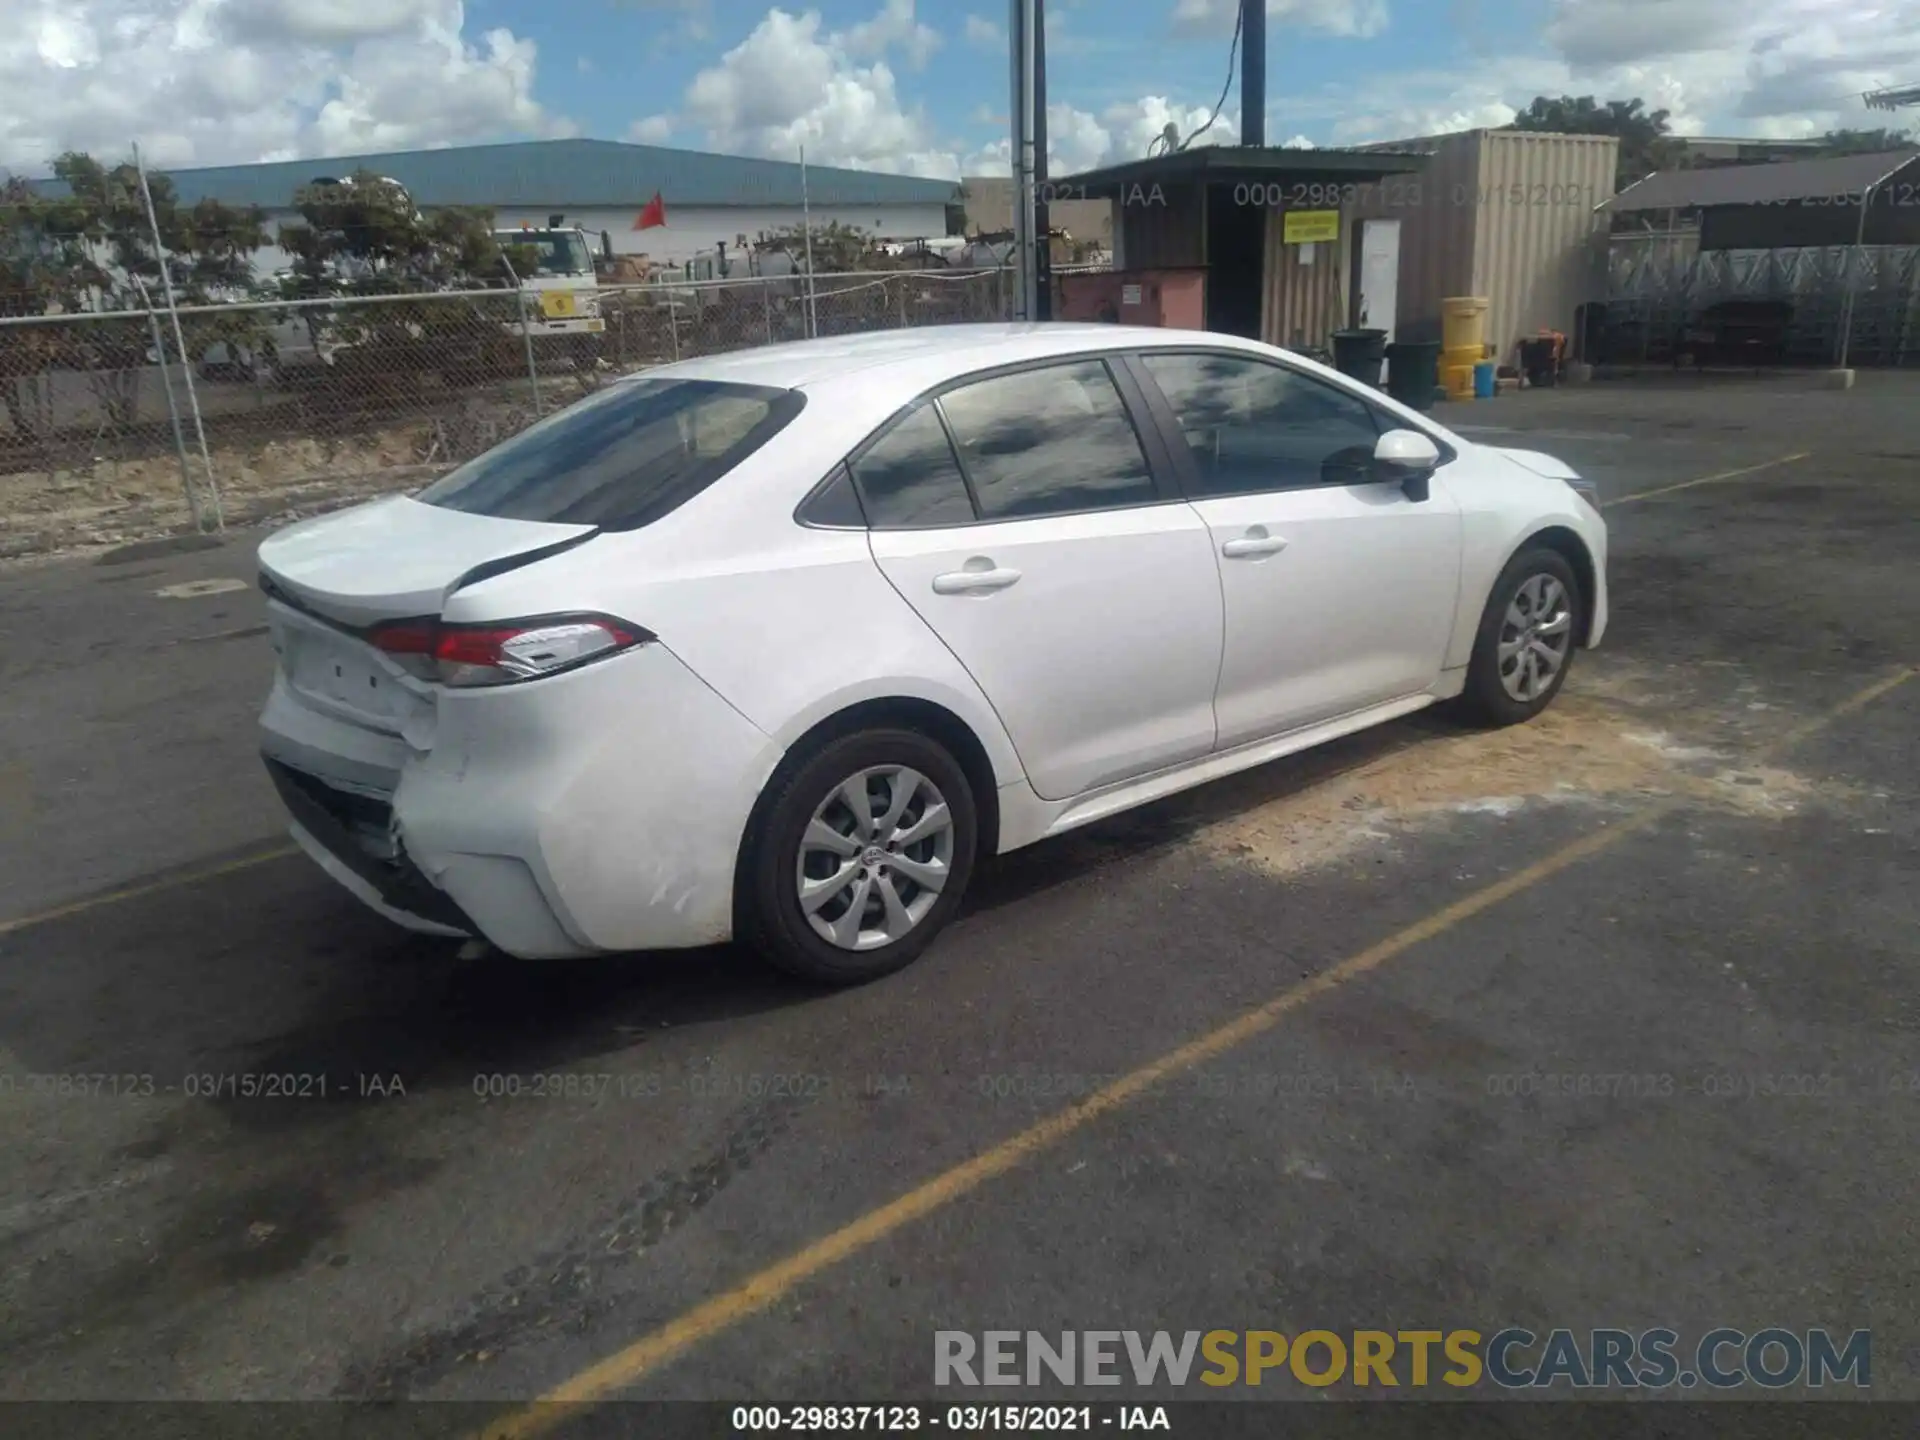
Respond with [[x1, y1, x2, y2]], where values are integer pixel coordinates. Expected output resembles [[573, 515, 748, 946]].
[[633, 192, 666, 231]]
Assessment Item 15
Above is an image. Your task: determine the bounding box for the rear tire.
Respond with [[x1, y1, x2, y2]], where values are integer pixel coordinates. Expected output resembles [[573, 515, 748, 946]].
[[1457, 546, 1583, 728], [737, 727, 978, 985]]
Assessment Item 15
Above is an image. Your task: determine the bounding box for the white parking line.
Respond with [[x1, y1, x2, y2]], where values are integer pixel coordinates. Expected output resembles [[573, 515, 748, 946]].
[[155, 578, 249, 599]]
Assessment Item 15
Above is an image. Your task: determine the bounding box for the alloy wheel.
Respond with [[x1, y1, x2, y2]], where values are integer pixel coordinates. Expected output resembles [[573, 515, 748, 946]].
[[795, 766, 954, 951], [1497, 573, 1574, 703]]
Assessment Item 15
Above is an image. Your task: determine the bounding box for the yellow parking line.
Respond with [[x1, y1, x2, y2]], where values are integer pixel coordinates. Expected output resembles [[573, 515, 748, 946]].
[[0, 846, 296, 939], [476, 668, 1913, 1439], [1604, 451, 1812, 508]]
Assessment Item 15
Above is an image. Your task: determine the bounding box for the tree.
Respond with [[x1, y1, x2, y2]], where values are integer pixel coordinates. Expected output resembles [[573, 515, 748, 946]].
[[1814, 127, 1915, 156], [274, 171, 522, 387], [1508, 95, 1681, 190], [278, 172, 505, 294], [0, 174, 85, 444], [0, 152, 266, 439]]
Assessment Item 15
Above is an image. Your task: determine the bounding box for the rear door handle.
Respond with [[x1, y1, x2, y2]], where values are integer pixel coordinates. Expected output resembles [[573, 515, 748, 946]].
[[1221, 531, 1289, 560], [932, 566, 1023, 595]]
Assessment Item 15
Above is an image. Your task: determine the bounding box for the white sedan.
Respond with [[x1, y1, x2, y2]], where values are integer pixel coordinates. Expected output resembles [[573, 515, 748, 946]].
[[257, 323, 1607, 983]]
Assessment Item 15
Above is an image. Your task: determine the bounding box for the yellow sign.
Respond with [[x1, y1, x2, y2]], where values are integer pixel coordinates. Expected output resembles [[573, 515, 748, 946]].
[[1283, 210, 1341, 245], [540, 291, 579, 318]]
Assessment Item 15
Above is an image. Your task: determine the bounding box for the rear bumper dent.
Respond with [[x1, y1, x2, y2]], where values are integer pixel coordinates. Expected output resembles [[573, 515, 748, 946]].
[[287, 822, 469, 939], [267, 755, 474, 936]]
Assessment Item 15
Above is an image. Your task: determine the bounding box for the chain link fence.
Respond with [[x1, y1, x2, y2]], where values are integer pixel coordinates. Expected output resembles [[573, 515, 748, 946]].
[[0, 268, 1017, 556], [1601, 242, 1920, 368]]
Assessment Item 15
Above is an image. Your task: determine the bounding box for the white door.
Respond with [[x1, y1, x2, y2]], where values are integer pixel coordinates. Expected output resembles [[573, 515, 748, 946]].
[[1358, 219, 1401, 338], [1133, 351, 1462, 747], [859, 361, 1225, 801]]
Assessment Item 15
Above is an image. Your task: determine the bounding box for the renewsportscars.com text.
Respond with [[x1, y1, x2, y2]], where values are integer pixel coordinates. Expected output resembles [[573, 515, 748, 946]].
[[934, 1328, 1870, 1391]]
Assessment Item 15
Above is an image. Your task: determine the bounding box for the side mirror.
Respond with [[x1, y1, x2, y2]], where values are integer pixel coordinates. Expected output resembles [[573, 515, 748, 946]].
[[1374, 429, 1441, 502]]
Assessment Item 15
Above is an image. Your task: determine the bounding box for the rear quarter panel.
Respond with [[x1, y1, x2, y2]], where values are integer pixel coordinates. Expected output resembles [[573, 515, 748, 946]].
[[440, 393, 1027, 789]]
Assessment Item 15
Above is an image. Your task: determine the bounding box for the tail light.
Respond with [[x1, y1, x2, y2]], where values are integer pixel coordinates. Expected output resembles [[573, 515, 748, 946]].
[[369, 614, 651, 688]]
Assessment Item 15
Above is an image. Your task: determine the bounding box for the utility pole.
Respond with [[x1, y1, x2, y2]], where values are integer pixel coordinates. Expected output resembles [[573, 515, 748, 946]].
[[1031, 0, 1052, 320], [1863, 83, 1920, 111], [1008, 0, 1038, 320], [1242, 0, 1266, 146]]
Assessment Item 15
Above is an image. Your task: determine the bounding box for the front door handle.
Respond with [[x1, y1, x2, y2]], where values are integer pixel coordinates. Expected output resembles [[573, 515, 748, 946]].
[[932, 565, 1023, 595], [1221, 530, 1289, 560]]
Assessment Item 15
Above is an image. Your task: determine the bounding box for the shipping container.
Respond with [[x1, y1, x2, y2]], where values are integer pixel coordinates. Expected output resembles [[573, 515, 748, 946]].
[[1349, 130, 1619, 364]]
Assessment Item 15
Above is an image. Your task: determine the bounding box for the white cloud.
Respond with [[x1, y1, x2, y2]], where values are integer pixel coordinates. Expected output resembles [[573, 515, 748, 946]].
[[669, 4, 963, 177], [962, 97, 1240, 177], [964, 14, 1004, 48], [960, 13, 1006, 49], [1541, 0, 1920, 136], [842, 0, 942, 69], [220, 0, 446, 46], [0, 0, 570, 172], [1170, 0, 1391, 39], [629, 114, 676, 143]]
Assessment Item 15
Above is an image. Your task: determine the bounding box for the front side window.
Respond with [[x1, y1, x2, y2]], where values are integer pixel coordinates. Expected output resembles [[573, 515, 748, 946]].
[[417, 378, 802, 530], [937, 360, 1159, 521], [1138, 352, 1384, 496]]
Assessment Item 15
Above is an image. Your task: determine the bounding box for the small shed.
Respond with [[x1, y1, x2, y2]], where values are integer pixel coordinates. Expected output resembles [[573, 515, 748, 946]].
[[1057, 145, 1429, 349]]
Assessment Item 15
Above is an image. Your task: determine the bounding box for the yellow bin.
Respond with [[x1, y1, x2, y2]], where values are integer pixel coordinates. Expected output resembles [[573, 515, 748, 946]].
[[1442, 344, 1487, 371], [1443, 362, 1477, 400], [1442, 297, 1491, 357]]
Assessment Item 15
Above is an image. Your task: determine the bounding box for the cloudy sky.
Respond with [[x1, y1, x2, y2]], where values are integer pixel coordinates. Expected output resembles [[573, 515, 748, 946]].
[[4, 0, 1915, 178]]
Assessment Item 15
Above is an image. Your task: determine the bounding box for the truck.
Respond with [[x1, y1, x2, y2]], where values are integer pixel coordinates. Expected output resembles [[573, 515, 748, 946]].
[[492, 222, 609, 366]]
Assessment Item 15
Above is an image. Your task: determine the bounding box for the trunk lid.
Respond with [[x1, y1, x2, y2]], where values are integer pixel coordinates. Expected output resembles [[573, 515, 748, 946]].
[[256, 494, 595, 630], [257, 495, 595, 761]]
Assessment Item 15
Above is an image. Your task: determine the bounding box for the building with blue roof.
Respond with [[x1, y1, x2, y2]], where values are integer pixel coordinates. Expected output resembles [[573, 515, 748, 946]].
[[38, 138, 963, 273]]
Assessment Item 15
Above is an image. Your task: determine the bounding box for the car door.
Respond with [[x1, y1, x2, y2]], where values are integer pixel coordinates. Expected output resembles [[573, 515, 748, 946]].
[[859, 357, 1225, 802], [1129, 350, 1463, 750]]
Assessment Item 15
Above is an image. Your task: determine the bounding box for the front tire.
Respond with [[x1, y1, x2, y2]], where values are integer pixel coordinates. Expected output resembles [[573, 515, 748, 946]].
[[1458, 547, 1583, 727], [737, 727, 978, 985]]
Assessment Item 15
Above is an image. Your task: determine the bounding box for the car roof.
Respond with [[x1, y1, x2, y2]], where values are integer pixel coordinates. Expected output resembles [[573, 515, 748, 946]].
[[629, 323, 1270, 393]]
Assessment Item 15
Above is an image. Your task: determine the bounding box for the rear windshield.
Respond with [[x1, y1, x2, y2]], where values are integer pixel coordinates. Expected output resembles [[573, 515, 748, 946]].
[[416, 378, 804, 530]]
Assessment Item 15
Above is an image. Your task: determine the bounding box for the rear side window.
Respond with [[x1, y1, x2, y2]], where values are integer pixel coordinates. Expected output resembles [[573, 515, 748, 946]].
[[937, 360, 1157, 521], [850, 403, 977, 529], [416, 378, 803, 530]]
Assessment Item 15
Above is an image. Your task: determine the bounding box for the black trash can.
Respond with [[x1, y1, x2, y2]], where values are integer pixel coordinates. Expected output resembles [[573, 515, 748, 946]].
[[1331, 328, 1389, 387], [1385, 340, 1442, 413], [1520, 337, 1559, 388]]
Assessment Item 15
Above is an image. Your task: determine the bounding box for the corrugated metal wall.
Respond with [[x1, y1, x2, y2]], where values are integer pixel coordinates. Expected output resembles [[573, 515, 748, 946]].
[[1349, 130, 1618, 357], [1261, 207, 1347, 351], [1472, 131, 1618, 362], [1349, 132, 1484, 343]]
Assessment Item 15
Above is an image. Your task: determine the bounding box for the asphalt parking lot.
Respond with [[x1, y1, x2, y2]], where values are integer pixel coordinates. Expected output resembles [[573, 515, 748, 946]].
[[1, 370, 1916, 1429]]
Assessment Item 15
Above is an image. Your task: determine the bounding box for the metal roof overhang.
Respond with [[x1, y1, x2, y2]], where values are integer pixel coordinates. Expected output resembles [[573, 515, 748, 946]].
[[1606, 149, 1920, 214], [1607, 150, 1920, 249], [1059, 145, 1429, 199]]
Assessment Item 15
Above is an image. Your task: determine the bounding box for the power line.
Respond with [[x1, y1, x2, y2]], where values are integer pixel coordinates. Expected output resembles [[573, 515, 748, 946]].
[[1150, 4, 1243, 156]]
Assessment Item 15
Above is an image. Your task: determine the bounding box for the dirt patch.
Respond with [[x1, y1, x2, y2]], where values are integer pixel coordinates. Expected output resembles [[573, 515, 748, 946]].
[[0, 428, 432, 559], [1198, 691, 1838, 880], [0, 387, 558, 561]]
